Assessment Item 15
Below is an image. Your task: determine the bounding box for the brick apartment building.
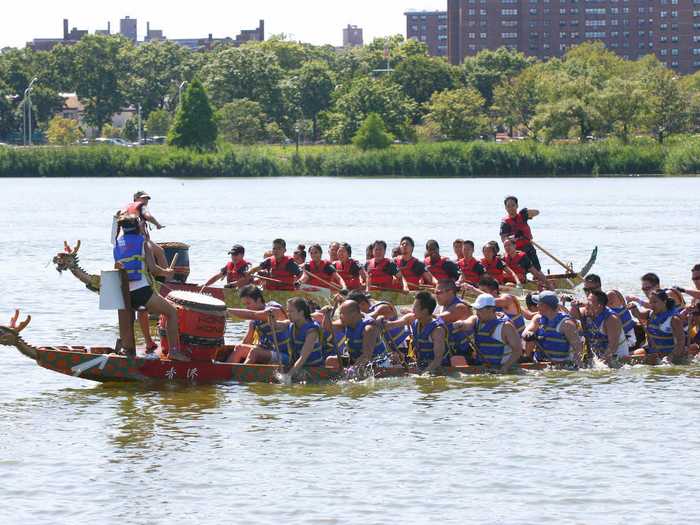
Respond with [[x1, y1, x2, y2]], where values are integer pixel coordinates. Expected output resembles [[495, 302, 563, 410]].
[[446, 0, 700, 74], [405, 10, 449, 57]]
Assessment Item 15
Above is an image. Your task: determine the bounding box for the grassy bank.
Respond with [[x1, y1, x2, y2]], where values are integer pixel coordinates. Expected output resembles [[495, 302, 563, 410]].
[[1, 138, 699, 177]]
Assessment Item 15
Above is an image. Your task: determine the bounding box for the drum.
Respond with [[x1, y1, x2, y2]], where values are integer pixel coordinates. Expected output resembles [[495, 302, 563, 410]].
[[159, 290, 226, 362], [158, 242, 190, 283]]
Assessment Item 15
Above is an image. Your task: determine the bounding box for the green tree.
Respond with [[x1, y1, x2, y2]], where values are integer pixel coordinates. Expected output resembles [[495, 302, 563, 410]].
[[639, 60, 689, 143], [258, 36, 312, 70], [425, 88, 489, 141], [392, 55, 456, 106], [352, 113, 394, 150], [217, 99, 268, 144], [590, 78, 647, 143], [492, 67, 543, 136], [294, 61, 335, 140], [122, 118, 139, 142], [168, 79, 217, 150], [144, 108, 172, 137], [363, 35, 429, 72], [0, 81, 16, 138], [46, 116, 82, 145], [461, 47, 534, 105]]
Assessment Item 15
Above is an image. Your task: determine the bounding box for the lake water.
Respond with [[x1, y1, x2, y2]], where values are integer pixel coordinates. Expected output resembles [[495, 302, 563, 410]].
[[1, 177, 700, 524]]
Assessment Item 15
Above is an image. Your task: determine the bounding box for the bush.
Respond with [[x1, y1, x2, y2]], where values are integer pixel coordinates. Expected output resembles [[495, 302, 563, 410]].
[[168, 79, 217, 151], [352, 113, 394, 151], [46, 116, 83, 146]]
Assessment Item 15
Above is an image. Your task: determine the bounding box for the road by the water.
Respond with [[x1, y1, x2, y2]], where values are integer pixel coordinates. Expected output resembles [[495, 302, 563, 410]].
[[1, 176, 699, 524]]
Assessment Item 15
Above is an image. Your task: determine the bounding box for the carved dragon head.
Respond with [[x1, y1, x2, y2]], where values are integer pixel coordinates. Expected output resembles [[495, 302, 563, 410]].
[[0, 310, 32, 347], [53, 240, 81, 274]]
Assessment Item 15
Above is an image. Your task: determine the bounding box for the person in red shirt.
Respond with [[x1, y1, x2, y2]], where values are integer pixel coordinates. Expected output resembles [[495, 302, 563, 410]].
[[247, 239, 303, 291], [204, 245, 252, 288], [424, 240, 460, 282], [396, 236, 435, 291], [456, 240, 486, 287], [365, 240, 401, 291], [301, 243, 346, 290], [481, 241, 519, 285], [503, 238, 548, 289], [334, 243, 366, 290], [500, 195, 541, 270], [452, 239, 464, 262]]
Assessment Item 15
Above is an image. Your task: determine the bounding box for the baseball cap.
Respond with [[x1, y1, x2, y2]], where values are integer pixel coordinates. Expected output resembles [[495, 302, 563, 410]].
[[531, 291, 559, 308], [228, 244, 245, 255], [347, 290, 372, 303], [471, 293, 496, 310], [133, 190, 151, 200]]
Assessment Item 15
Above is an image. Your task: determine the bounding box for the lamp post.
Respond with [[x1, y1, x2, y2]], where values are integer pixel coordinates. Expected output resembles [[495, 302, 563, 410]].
[[24, 77, 38, 146], [178, 81, 188, 107]]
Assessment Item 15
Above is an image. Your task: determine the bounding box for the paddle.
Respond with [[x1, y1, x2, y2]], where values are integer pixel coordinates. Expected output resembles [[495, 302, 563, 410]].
[[324, 303, 344, 377], [267, 310, 290, 384], [531, 241, 574, 274], [377, 318, 406, 368], [302, 268, 344, 291]]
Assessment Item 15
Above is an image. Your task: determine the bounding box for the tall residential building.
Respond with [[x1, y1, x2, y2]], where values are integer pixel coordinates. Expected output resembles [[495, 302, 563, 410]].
[[120, 16, 138, 42], [447, 0, 700, 74], [405, 10, 448, 57], [343, 24, 364, 47]]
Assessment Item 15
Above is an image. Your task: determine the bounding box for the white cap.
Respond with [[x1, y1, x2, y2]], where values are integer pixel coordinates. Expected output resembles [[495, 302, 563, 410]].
[[471, 293, 496, 310]]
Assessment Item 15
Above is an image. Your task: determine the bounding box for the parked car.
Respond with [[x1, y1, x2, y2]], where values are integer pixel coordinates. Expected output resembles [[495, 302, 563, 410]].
[[94, 137, 130, 147]]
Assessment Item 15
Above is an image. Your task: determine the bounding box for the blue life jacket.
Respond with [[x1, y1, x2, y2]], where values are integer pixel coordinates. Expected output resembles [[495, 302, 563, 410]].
[[536, 313, 573, 362], [474, 317, 510, 366], [344, 317, 386, 361], [290, 320, 325, 366], [496, 305, 525, 334], [252, 301, 291, 358], [411, 318, 450, 367], [443, 296, 470, 357], [583, 307, 614, 353], [647, 310, 677, 354], [369, 301, 409, 347], [113, 233, 146, 282], [610, 305, 636, 335]]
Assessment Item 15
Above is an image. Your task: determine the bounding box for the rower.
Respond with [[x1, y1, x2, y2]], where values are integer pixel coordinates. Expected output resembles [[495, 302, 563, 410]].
[[451, 294, 523, 372], [583, 274, 638, 349], [626, 272, 661, 309], [471, 276, 528, 333], [113, 213, 182, 359], [481, 242, 518, 285], [396, 236, 435, 290], [503, 238, 548, 289], [330, 300, 385, 368], [424, 240, 460, 283], [334, 243, 366, 291], [523, 291, 583, 366], [452, 239, 464, 261], [347, 290, 409, 349], [247, 239, 303, 291], [365, 240, 401, 291], [570, 290, 629, 362], [456, 240, 486, 287], [500, 195, 541, 270], [435, 280, 472, 360], [328, 241, 340, 263], [673, 264, 700, 351], [301, 244, 346, 290], [204, 244, 251, 288], [293, 244, 307, 266], [629, 289, 686, 362], [226, 285, 290, 365]]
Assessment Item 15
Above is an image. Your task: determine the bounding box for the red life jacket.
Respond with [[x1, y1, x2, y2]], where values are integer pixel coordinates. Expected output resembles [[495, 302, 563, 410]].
[[121, 201, 145, 218], [335, 259, 362, 290], [481, 256, 509, 284], [503, 212, 533, 250], [504, 251, 528, 283], [225, 259, 250, 284], [395, 256, 422, 287], [425, 256, 455, 282], [458, 257, 483, 285], [306, 259, 334, 288], [367, 258, 399, 290], [266, 256, 296, 291]]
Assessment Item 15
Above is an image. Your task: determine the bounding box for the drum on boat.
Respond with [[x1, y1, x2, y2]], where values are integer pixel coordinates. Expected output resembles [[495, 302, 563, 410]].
[[159, 290, 226, 362], [158, 242, 190, 283]]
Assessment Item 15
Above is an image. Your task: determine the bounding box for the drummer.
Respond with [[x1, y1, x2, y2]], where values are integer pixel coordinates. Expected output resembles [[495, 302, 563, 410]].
[[204, 244, 252, 288]]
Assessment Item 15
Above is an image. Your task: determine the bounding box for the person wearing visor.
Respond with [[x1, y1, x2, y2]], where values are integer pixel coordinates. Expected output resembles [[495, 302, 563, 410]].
[[204, 245, 251, 288]]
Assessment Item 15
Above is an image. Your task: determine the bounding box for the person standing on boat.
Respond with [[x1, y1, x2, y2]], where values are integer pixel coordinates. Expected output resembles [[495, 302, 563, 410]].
[[523, 291, 583, 367], [502, 238, 548, 289], [434, 280, 472, 360], [500, 195, 541, 270], [570, 290, 629, 363], [226, 285, 290, 364], [204, 245, 251, 288], [424, 240, 460, 283], [481, 242, 519, 285], [301, 244, 346, 290], [334, 243, 366, 291], [365, 240, 402, 291], [583, 274, 638, 349], [247, 239, 303, 291], [451, 294, 523, 372], [456, 240, 486, 287], [629, 289, 687, 362], [113, 214, 183, 359], [395, 236, 435, 291]]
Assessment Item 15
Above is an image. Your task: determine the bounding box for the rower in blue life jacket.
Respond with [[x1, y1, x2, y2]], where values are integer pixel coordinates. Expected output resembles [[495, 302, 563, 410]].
[[346, 290, 409, 351], [629, 289, 687, 362], [464, 276, 529, 335], [583, 274, 639, 349], [451, 294, 523, 372], [569, 289, 629, 363], [523, 291, 584, 367], [434, 280, 472, 359], [323, 300, 384, 368]]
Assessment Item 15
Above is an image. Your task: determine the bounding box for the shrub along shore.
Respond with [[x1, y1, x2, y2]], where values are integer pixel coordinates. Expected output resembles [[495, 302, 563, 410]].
[[1, 138, 700, 178]]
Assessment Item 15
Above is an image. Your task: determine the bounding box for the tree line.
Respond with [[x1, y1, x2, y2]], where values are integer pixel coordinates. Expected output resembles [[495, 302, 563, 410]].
[[1, 34, 699, 146]]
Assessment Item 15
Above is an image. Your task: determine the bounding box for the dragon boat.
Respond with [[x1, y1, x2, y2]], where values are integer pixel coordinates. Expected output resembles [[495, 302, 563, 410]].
[[53, 241, 597, 307]]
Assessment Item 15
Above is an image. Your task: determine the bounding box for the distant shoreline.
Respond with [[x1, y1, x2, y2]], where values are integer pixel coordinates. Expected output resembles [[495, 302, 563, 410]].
[[1, 140, 698, 177]]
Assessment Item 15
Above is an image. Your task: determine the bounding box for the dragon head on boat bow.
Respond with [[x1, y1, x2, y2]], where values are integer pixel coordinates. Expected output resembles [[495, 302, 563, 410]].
[[53, 241, 101, 292], [0, 310, 38, 360]]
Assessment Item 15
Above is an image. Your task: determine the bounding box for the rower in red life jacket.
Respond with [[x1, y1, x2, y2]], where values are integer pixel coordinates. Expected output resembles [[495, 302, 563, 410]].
[[503, 238, 548, 289], [301, 244, 346, 290], [424, 240, 460, 283], [452, 239, 464, 261], [480, 241, 519, 285], [246, 238, 303, 291], [334, 243, 366, 290], [293, 245, 307, 266], [365, 240, 402, 291], [396, 236, 435, 291], [456, 240, 486, 287], [500, 195, 541, 271], [204, 244, 252, 288], [328, 242, 341, 263]]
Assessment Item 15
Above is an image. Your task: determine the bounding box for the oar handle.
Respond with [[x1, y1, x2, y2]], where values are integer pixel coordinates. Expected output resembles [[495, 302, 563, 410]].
[[531, 241, 574, 273]]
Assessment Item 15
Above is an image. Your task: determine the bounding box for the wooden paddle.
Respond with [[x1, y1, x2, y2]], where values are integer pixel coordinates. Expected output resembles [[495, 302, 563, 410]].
[[302, 268, 343, 291], [267, 310, 288, 381], [324, 303, 344, 376], [531, 241, 574, 274]]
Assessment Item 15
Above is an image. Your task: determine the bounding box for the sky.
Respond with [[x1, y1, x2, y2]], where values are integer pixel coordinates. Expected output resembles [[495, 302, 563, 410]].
[[1, 0, 447, 49]]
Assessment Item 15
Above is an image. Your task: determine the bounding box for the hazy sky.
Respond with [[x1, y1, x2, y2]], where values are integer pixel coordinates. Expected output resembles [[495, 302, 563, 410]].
[[1, 0, 446, 49]]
